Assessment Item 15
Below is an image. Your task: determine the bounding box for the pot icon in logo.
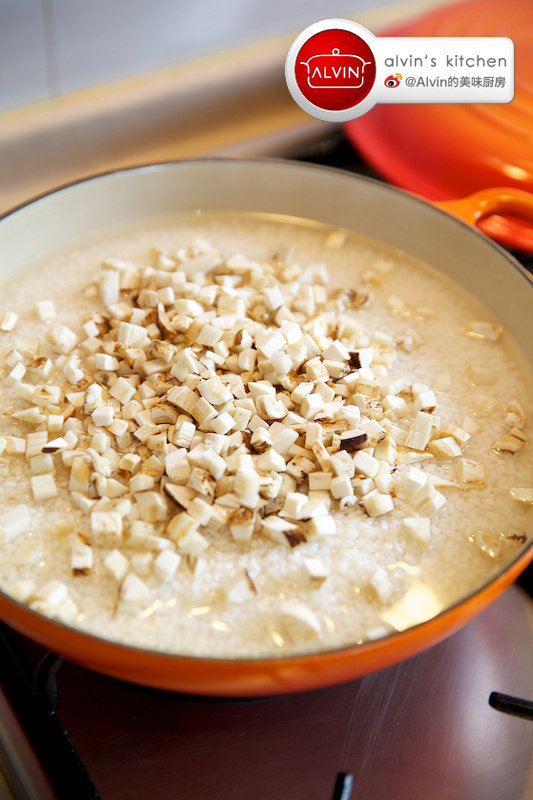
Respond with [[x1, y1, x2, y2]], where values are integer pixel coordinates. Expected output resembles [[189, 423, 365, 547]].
[[286, 21, 377, 120], [300, 48, 372, 89], [384, 73, 402, 88]]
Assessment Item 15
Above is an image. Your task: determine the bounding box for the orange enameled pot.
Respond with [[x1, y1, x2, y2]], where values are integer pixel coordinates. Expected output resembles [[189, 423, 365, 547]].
[[344, 0, 533, 251], [0, 159, 532, 696]]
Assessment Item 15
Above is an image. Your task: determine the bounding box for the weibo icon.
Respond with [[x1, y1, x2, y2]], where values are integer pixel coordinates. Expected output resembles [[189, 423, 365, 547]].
[[384, 73, 402, 88]]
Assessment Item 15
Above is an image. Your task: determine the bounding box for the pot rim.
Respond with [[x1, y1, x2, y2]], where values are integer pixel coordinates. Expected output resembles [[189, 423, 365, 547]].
[[3, 156, 533, 285]]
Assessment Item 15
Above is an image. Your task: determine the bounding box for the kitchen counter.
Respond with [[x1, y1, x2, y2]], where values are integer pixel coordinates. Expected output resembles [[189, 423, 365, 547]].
[[0, 0, 433, 216]]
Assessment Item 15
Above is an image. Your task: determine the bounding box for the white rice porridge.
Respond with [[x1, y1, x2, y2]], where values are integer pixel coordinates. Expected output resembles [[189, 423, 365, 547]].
[[0, 211, 531, 658]]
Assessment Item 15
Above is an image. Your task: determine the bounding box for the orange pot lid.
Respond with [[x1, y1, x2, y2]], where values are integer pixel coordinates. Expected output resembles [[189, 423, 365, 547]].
[[344, 0, 533, 251]]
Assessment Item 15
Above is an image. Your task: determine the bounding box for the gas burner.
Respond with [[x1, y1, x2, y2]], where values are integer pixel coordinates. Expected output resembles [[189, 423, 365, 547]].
[[489, 692, 533, 721]]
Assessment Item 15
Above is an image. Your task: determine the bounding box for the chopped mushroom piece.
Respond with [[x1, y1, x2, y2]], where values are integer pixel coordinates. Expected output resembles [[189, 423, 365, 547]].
[[71, 541, 93, 574], [508, 488, 533, 504], [456, 458, 486, 486], [261, 515, 300, 546], [223, 571, 256, 604], [103, 549, 129, 582], [227, 507, 255, 543], [119, 573, 151, 614], [35, 300, 56, 322], [504, 400, 527, 430], [90, 511, 123, 547], [492, 428, 527, 455], [0, 505, 31, 544], [30, 474, 58, 502], [401, 517, 431, 543], [234, 468, 260, 509], [0, 311, 18, 331], [30, 580, 68, 614], [353, 450, 379, 479], [305, 515, 336, 537], [467, 365, 493, 385], [7, 579, 36, 603], [405, 412, 433, 452], [340, 430, 368, 452], [153, 550, 181, 582], [135, 491, 168, 522], [302, 557, 330, 587], [279, 601, 322, 642], [177, 529, 209, 555], [427, 437, 462, 459], [370, 567, 394, 604], [462, 320, 502, 341], [360, 490, 394, 517]]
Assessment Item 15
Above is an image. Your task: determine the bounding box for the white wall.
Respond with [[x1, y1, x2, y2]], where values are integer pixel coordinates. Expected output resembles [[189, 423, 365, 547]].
[[0, 0, 394, 111]]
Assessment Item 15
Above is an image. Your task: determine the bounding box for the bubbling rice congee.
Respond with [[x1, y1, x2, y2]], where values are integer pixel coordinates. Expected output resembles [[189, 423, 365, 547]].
[[0, 212, 531, 657]]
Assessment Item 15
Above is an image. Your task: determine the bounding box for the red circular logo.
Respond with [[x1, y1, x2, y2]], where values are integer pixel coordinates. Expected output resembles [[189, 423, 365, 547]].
[[294, 29, 376, 112]]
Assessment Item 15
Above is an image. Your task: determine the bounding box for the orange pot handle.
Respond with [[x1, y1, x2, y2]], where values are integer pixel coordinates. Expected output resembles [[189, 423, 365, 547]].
[[436, 187, 533, 227]]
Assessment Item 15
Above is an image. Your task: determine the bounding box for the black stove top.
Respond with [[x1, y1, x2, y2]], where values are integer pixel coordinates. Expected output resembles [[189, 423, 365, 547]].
[[1, 586, 531, 800]]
